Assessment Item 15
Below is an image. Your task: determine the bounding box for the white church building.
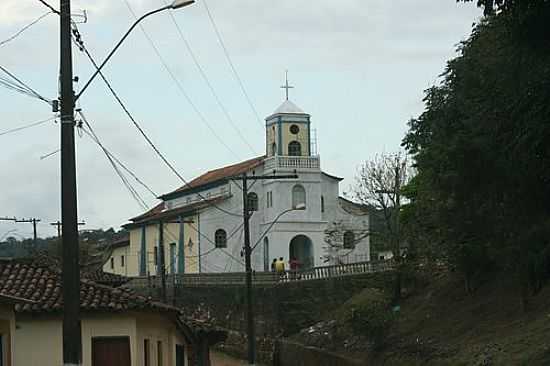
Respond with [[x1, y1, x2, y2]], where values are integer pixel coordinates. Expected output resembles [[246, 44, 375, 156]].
[[105, 95, 370, 276]]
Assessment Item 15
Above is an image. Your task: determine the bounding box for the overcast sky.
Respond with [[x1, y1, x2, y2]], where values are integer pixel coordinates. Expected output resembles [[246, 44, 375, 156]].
[[0, 0, 480, 239]]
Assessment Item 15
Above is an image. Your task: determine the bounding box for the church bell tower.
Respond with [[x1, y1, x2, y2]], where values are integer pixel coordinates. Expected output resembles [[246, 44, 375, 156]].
[[265, 72, 311, 157]]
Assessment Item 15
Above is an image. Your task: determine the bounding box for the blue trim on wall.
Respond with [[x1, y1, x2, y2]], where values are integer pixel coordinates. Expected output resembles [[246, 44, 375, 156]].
[[307, 116, 311, 156], [198, 213, 202, 273], [178, 216, 185, 273], [139, 226, 147, 276], [277, 116, 283, 155]]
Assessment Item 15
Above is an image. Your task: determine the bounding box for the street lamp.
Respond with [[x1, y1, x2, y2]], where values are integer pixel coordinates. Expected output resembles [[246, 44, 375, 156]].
[[251, 203, 306, 252], [75, 0, 195, 100], [58, 1, 194, 364]]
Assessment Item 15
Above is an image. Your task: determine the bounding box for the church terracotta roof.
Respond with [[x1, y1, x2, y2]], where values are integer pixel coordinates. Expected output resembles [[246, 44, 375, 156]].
[[127, 196, 227, 225], [160, 156, 265, 200], [0, 260, 178, 314]]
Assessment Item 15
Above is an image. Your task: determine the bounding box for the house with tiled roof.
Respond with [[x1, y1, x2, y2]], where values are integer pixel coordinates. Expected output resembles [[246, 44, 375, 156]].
[[107, 94, 370, 276], [0, 259, 223, 366], [0, 292, 34, 366]]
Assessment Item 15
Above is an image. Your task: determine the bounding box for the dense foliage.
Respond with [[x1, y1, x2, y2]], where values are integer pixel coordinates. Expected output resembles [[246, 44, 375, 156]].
[[402, 2, 550, 303]]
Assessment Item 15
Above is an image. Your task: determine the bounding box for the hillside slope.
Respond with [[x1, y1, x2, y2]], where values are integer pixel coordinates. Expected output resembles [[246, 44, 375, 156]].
[[292, 271, 550, 365]]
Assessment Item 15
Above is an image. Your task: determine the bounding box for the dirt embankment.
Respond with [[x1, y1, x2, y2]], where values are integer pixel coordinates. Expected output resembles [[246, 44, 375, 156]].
[[290, 271, 550, 365]]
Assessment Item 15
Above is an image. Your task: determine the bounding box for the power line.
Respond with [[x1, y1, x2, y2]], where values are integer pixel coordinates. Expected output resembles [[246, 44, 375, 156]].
[[188, 222, 244, 266], [40, 148, 60, 160], [0, 116, 56, 137], [71, 23, 243, 218], [0, 11, 53, 48], [121, 1, 244, 159], [37, 0, 60, 14], [161, 0, 259, 154], [78, 112, 150, 210], [79, 118, 157, 198], [0, 65, 53, 106], [202, 0, 264, 129]]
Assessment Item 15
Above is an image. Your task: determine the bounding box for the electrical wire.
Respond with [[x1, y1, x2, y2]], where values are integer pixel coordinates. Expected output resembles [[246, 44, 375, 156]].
[[37, 0, 60, 14], [188, 222, 244, 266], [40, 148, 60, 160], [121, 0, 243, 160], [0, 65, 53, 106], [0, 11, 52, 48], [78, 112, 150, 210], [0, 116, 56, 137], [201, 0, 264, 129], [78, 111, 158, 199], [71, 22, 243, 218], [161, 0, 259, 154]]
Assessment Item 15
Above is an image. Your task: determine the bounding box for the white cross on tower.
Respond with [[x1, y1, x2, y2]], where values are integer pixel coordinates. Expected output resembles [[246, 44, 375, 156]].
[[280, 70, 294, 101]]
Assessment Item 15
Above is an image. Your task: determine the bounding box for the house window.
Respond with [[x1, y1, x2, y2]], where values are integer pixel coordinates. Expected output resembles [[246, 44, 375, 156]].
[[321, 195, 325, 213], [271, 142, 277, 156], [120, 255, 125, 267], [266, 191, 273, 208], [288, 141, 301, 156], [292, 184, 306, 208], [343, 231, 356, 249], [110, 257, 114, 270], [154, 247, 158, 265], [247, 192, 259, 212], [215, 229, 227, 248], [157, 341, 163, 366], [144, 339, 150, 366]]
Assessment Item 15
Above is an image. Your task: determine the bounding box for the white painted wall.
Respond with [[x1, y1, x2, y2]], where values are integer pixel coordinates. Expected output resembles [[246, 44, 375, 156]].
[[185, 163, 370, 272]]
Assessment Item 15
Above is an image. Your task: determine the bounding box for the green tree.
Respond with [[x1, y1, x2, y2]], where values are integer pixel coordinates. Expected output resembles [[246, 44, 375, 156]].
[[403, 3, 550, 307]]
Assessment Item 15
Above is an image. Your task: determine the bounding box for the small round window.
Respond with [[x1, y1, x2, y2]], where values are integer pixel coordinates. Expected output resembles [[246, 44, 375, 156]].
[[290, 124, 300, 135]]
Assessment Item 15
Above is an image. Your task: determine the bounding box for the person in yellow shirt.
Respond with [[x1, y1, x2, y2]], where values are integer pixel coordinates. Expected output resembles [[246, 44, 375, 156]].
[[275, 257, 286, 280]]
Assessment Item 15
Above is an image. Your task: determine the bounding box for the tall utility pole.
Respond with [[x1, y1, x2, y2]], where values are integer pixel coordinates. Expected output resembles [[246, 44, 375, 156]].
[[50, 220, 86, 238], [230, 173, 298, 366], [15, 218, 41, 247], [60, 0, 82, 363]]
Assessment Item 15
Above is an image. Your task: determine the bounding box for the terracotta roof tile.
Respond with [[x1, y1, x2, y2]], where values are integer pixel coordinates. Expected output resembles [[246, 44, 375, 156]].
[[128, 196, 227, 225], [161, 156, 265, 199], [0, 260, 178, 314]]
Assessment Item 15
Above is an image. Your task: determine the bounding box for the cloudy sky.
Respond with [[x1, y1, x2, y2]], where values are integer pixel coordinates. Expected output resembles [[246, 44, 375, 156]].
[[0, 0, 480, 239]]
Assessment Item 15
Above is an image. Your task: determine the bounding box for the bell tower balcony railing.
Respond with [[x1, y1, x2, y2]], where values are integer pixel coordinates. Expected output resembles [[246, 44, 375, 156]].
[[264, 155, 321, 171]]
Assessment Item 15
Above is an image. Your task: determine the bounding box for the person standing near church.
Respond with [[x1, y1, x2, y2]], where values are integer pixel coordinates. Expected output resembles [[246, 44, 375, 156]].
[[276, 257, 286, 280], [271, 258, 277, 272]]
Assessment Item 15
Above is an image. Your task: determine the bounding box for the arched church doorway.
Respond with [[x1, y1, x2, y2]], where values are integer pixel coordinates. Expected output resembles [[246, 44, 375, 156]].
[[289, 235, 314, 269]]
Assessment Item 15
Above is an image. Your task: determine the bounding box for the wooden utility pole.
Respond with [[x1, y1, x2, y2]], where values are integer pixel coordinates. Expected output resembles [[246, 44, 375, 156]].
[[15, 218, 41, 247], [230, 173, 298, 366], [59, 0, 82, 363], [50, 220, 86, 238]]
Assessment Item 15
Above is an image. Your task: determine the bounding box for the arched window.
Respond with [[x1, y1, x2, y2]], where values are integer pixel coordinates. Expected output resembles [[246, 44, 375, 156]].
[[292, 184, 306, 208], [271, 142, 277, 156], [343, 231, 355, 249], [288, 141, 301, 156], [215, 229, 227, 248], [321, 195, 325, 213], [247, 192, 259, 212]]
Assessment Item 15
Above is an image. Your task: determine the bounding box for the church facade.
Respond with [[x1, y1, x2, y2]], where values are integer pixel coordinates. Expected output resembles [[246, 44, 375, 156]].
[[105, 98, 370, 276]]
